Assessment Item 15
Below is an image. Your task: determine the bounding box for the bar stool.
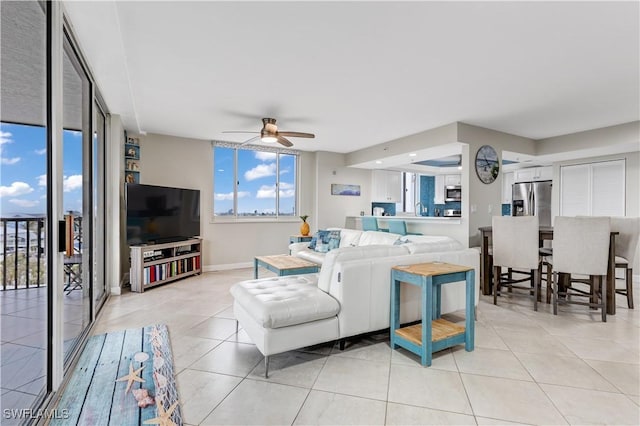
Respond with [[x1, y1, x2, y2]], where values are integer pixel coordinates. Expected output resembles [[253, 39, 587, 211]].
[[362, 217, 380, 231], [552, 216, 610, 322], [611, 217, 639, 309], [387, 220, 422, 236]]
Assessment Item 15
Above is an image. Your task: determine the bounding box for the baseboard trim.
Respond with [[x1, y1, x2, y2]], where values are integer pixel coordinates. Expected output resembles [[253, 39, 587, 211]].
[[204, 262, 253, 272]]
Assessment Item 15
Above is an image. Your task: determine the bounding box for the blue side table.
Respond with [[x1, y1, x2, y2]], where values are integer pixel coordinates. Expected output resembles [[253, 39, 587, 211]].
[[289, 235, 313, 244], [390, 262, 475, 366]]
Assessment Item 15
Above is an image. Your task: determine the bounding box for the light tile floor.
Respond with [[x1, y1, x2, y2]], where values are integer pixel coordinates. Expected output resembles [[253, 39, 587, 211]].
[[1, 286, 90, 416], [90, 269, 639, 425]]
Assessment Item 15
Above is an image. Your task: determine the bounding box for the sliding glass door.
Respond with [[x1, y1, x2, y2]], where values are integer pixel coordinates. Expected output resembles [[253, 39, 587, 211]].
[[0, 1, 107, 421]]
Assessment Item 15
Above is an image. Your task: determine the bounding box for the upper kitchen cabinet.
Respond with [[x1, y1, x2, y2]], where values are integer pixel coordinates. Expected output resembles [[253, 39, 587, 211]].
[[444, 174, 462, 186], [514, 166, 552, 183], [502, 171, 514, 204], [372, 170, 402, 202]]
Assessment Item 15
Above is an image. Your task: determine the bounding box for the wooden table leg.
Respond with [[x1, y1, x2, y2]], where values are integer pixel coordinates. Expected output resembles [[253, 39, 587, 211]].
[[606, 233, 616, 315], [482, 232, 492, 295]]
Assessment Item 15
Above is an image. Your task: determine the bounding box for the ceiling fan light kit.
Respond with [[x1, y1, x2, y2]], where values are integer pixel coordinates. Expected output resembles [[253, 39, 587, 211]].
[[223, 117, 315, 147]]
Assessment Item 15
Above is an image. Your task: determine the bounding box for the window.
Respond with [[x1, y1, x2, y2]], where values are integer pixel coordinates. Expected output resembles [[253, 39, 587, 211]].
[[213, 142, 298, 218]]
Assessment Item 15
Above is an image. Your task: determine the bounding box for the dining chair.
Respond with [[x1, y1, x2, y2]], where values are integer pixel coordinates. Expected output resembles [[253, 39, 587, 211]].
[[552, 216, 610, 322], [387, 220, 422, 236], [611, 216, 639, 309], [492, 215, 541, 310], [361, 217, 380, 231]]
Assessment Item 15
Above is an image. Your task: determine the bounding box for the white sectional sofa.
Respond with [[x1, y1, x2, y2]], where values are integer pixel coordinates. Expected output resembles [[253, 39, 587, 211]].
[[231, 228, 479, 376]]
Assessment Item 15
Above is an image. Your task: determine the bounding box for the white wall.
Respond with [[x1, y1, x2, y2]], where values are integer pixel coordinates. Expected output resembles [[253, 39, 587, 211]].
[[128, 133, 315, 270], [457, 123, 537, 247], [315, 151, 372, 229]]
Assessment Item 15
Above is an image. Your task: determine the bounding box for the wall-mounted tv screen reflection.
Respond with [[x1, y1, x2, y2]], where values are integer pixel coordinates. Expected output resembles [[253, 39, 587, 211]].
[[126, 183, 200, 245]]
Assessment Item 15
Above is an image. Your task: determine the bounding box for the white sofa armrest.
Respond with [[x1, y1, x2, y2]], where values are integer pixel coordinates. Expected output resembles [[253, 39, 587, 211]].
[[289, 242, 311, 255]]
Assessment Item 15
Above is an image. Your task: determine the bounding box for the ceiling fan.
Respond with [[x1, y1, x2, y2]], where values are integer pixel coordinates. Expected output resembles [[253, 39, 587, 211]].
[[223, 117, 315, 147]]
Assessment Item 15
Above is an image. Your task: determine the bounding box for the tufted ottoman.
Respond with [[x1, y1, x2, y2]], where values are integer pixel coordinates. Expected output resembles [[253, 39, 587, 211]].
[[230, 273, 340, 377]]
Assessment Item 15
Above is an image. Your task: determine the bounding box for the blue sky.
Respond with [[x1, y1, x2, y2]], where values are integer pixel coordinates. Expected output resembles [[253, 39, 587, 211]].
[[214, 147, 296, 216], [0, 122, 83, 216]]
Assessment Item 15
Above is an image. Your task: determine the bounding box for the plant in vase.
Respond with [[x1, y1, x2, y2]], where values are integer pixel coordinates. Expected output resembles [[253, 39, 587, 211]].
[[299, 215, 310, 236]]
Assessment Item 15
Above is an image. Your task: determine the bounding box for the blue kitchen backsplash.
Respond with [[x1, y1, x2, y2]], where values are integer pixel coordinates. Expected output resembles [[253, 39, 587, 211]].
[[420, 176, 436, 216], [419, 176, 461, 216], [502, 204, 511, 216], [371, 202, 396, 216]]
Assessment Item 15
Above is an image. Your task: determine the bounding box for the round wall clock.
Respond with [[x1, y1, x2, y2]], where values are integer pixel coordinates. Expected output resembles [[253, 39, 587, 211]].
[[475, 145, 500, 184]]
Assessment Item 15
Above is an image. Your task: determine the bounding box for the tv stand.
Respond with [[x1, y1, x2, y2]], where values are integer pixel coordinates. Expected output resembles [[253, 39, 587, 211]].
[[130, 238, 202, 292]]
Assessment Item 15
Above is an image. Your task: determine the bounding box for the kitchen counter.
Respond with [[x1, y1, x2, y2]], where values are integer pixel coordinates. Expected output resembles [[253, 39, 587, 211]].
[[347, 215, 462, 224]]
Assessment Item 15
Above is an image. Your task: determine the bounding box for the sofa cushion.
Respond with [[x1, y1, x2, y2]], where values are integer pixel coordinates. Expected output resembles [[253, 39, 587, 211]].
[[317, 244, 410, 292], [359, 230, 402, 246], [327, 228, 363, 248], [230, 274, 339, 329], [403, 237, 464, 254], [296, 250, 327, 264]]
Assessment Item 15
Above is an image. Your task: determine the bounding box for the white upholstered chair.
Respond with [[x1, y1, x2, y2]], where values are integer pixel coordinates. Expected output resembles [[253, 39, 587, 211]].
[[492, 215, 541, 310], [611, 217, 639, 309], [552, 216, 611, 322]]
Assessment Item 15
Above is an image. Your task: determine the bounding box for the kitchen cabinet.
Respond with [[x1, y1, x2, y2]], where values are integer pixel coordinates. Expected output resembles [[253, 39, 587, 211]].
[[502, 172, 514, 204], [560, 159, 624, 216], [514, 166, 552, 183], [444, 174, 461, 186], [372, 170, 402, 202], [434, 175, 445, 204]]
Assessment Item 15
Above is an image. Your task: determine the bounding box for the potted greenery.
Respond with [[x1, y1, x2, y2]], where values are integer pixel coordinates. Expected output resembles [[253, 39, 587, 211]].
[[299, 215, 310, 236]]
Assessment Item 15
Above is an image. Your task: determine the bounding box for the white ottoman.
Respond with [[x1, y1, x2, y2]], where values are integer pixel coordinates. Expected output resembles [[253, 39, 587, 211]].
[[230, 274, 340, 377]]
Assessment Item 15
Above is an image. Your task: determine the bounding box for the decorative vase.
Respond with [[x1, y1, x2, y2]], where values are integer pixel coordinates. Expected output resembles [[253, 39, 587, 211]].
[[300, 221, 310, 236]]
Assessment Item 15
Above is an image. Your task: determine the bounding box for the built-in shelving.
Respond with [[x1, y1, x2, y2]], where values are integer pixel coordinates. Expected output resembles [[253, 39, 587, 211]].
[[129, 238, 201, 292], [124, 134, 140, 184]]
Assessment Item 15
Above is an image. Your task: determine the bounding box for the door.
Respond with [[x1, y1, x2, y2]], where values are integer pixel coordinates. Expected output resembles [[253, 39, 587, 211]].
[[61, 30, 93, 363]]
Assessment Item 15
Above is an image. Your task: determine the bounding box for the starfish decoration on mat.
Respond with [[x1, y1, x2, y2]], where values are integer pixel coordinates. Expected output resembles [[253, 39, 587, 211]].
[[143, 400, 179, 426], [146, 327, 163, 346], [115, 362, 145, 394]]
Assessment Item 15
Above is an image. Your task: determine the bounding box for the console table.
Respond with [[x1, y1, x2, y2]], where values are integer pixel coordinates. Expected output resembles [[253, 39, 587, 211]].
[[390, 262, 475, 366]]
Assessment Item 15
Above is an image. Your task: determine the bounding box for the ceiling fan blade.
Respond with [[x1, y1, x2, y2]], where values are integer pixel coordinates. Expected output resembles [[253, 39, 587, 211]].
[[276, 136, 293, 147], [239, 135, 261, 146], [222, 131, 260, 134], [277, 131, 315, 138]]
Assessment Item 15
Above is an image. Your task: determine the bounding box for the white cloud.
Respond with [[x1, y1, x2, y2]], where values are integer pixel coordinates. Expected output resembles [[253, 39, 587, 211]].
[[35, 148, 46, 155], [244, 163, 276, 181], [214, 191, 250, 201], [279, 182, 295, 198], [1, 157, 20, 165], [0, 130, 12, 145], [256, 185, 275, 199], [63, 175, 83, 192], [255, 151, 277, 161], [256, 182, 295, 199], [38, 174, 47, 186], [0, 182, 34, 197], [9, 199, 39, 208]]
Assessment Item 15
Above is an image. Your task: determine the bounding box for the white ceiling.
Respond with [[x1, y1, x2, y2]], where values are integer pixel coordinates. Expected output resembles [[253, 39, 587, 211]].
[[62, 1, 639, 155]]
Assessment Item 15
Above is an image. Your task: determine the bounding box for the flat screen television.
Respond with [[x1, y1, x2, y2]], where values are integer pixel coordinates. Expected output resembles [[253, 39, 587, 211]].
[[126, 183, 200, 245]]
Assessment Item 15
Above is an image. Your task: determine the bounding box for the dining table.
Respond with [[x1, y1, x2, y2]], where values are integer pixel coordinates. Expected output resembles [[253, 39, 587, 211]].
[[478, 225, 618, 315]]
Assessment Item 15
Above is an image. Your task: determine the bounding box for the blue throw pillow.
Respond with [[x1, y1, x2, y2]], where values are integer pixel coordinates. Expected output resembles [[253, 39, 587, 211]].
[[327, 230, 341, 251], [308, 230, 328, 250]]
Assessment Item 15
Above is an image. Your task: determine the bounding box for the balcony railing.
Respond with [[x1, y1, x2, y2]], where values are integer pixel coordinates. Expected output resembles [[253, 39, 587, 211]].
[[0, 216, 82, 291]]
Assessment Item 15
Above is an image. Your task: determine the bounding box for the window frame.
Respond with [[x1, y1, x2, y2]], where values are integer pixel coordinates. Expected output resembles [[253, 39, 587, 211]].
[[212, 140, 300, 222]]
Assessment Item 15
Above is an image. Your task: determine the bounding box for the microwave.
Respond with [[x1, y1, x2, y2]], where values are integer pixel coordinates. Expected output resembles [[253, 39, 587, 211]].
[[445, 185, 461, 202]]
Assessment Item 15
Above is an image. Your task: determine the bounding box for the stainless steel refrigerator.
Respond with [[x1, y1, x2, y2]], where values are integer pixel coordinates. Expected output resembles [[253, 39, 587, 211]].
[[512, 180, 552, 226]]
